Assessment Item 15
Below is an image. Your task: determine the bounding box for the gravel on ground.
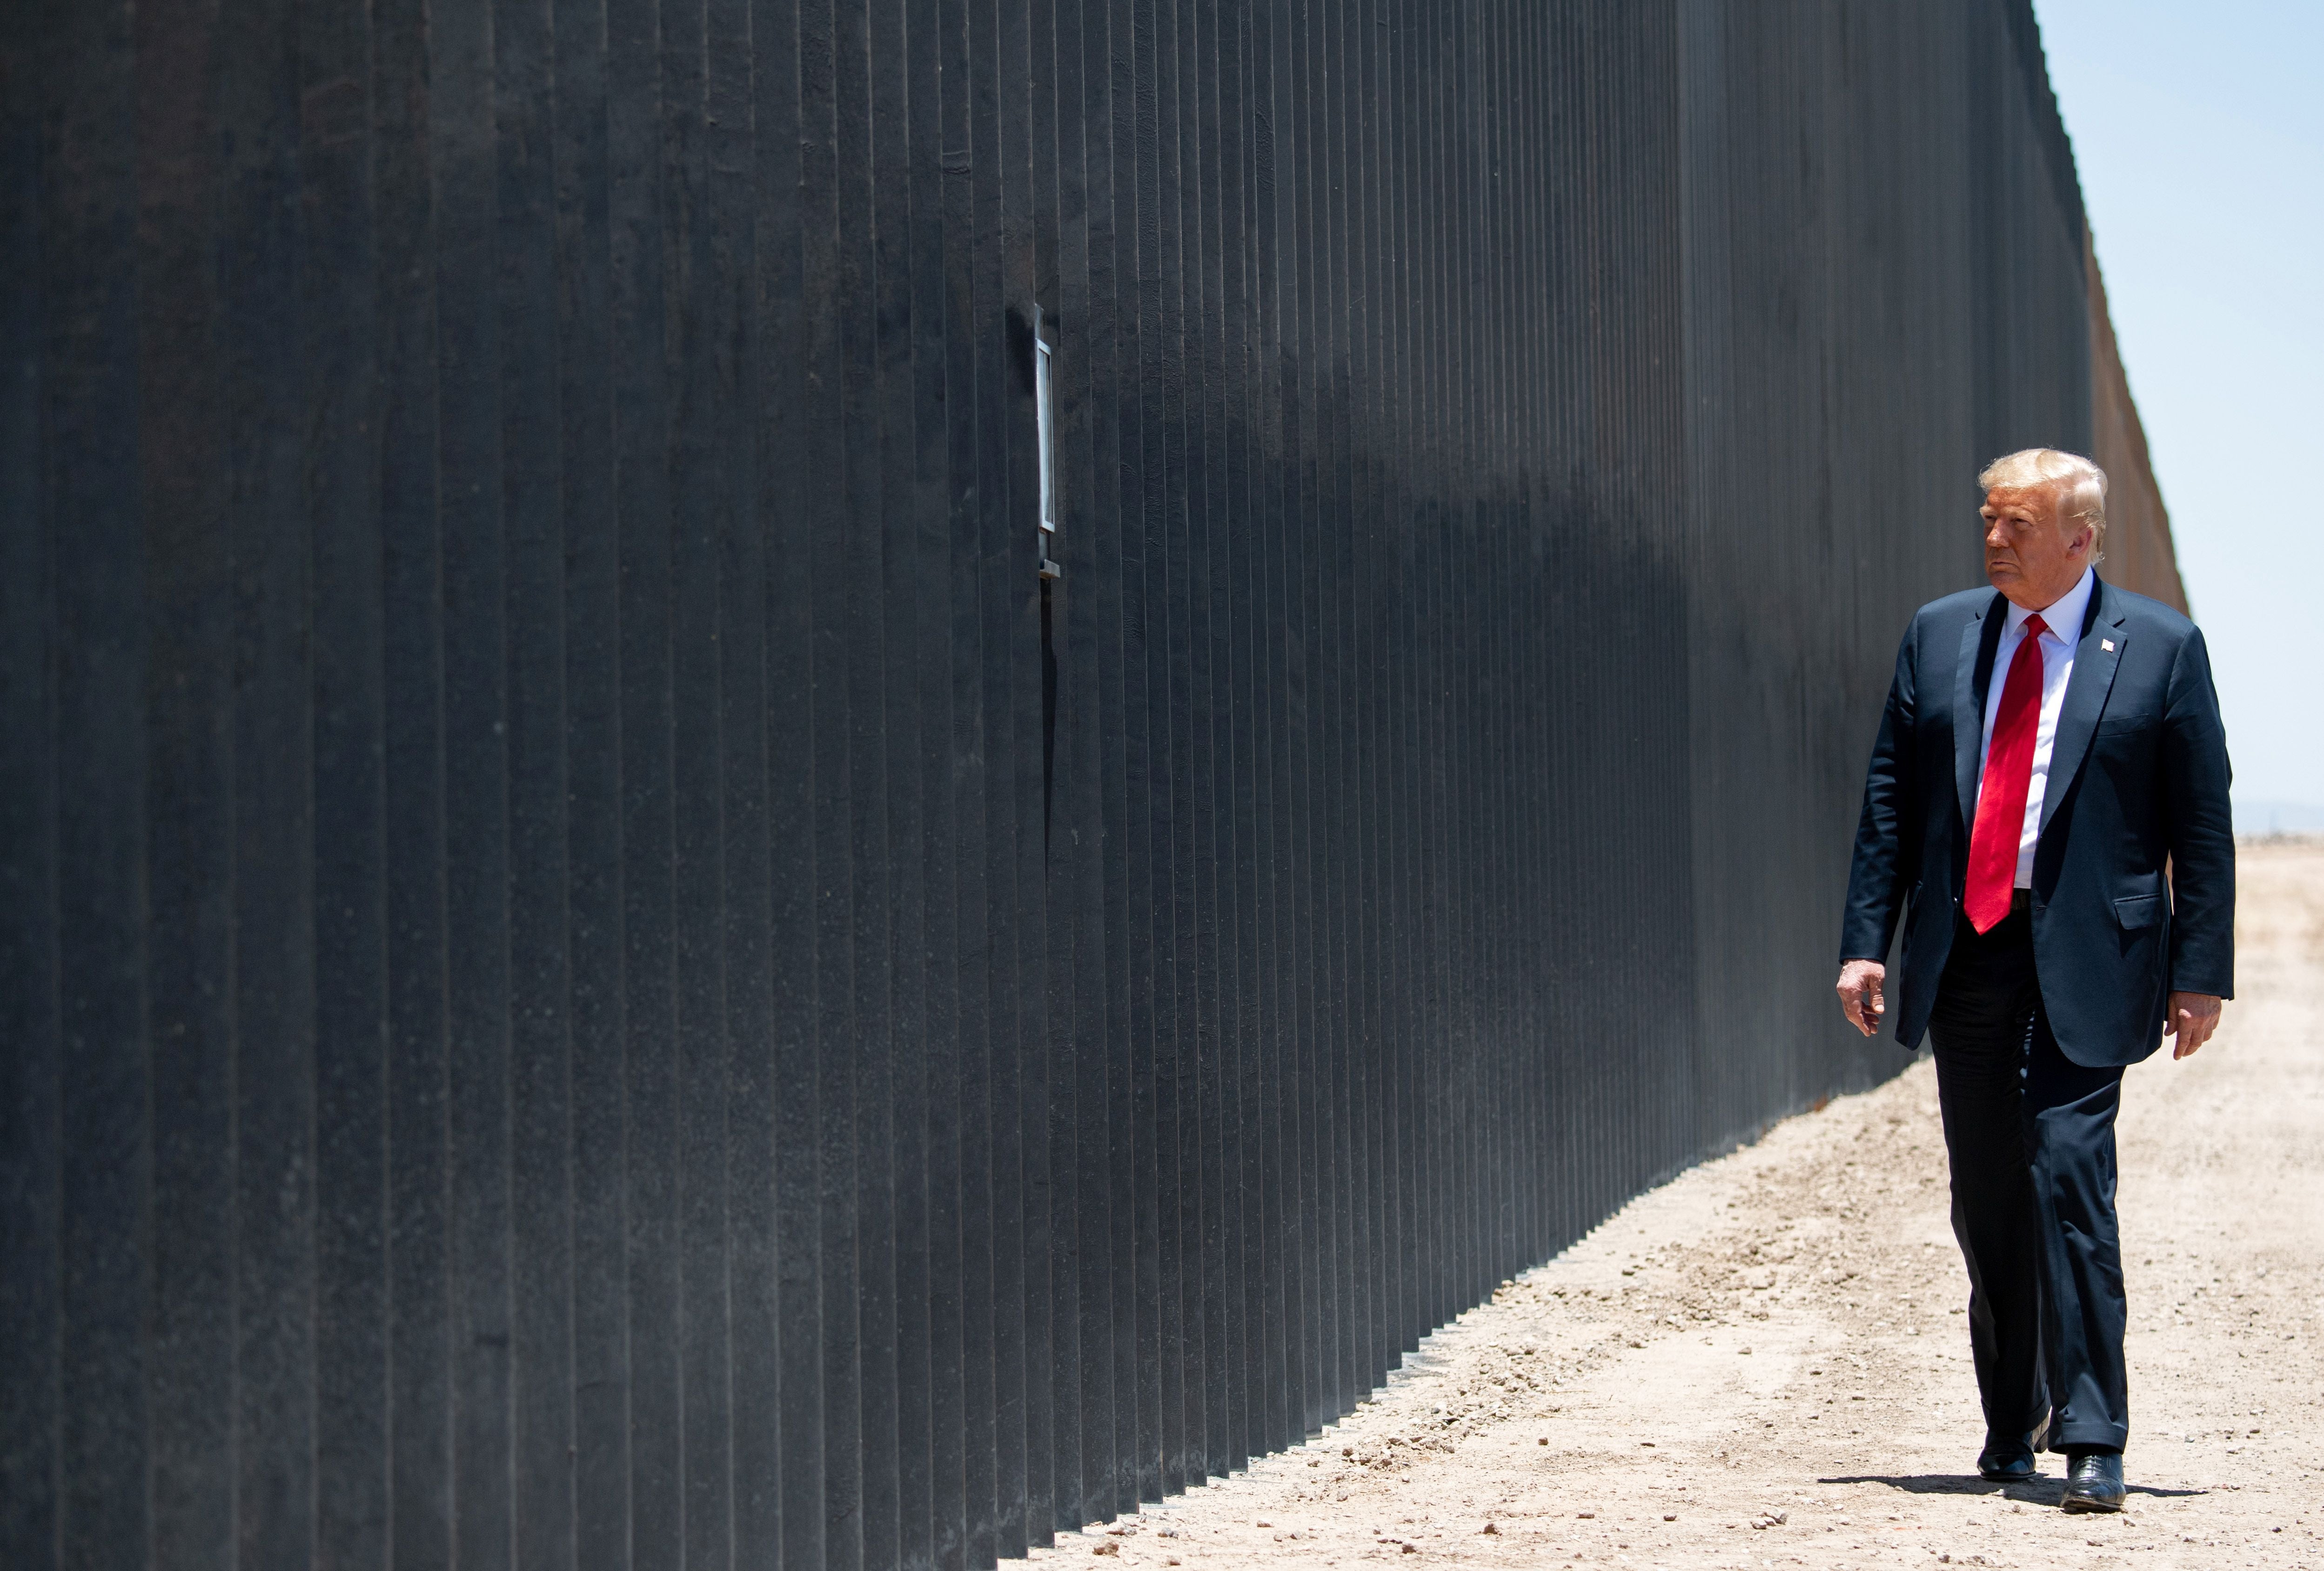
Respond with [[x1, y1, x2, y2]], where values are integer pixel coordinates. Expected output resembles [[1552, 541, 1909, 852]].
[[1031, 839, 2324, 1571]]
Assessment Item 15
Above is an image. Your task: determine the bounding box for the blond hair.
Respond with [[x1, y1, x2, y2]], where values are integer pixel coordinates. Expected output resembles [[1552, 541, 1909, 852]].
[[1980, 448, 2107, 562]]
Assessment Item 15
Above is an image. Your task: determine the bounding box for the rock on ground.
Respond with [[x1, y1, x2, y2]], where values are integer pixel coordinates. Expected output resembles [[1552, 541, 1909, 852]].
[[1031, 839, 2324, 1571]]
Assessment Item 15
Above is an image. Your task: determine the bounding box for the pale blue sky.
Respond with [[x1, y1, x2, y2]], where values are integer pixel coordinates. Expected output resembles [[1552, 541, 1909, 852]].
[[2032, 0, 2322, 830]]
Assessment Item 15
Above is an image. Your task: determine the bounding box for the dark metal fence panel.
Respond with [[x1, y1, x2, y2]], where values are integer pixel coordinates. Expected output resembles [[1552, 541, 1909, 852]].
[[1, 3, 2097, 1570], [1676, 0, 2091, 1163]]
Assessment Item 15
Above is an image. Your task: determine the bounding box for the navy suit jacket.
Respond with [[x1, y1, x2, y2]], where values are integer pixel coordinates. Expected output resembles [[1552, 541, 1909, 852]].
[[1840, 574, 2235, 1067]]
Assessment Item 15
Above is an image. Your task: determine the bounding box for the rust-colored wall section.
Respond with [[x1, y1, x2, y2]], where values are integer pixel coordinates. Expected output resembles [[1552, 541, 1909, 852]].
[[2085, 223, 2191, 613]]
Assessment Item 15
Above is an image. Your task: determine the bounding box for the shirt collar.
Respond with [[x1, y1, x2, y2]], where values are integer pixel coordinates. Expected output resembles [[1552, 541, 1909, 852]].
[[2005, 566, 2095, 645]]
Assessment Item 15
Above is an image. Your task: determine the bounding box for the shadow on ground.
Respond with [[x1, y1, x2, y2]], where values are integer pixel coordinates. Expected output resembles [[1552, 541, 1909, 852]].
[[1821, 1474, 2209, 1504]]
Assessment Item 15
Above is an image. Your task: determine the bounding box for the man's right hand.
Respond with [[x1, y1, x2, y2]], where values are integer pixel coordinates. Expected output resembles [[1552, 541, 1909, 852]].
[[1835, 959, 1887, 1038]]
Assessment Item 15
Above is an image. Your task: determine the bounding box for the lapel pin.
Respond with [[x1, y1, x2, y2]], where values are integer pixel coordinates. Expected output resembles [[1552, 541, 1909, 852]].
[[2101, 638, 2115, 653]]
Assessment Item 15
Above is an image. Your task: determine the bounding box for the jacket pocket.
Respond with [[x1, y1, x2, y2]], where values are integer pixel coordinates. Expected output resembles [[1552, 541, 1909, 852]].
[[2114, 893, 2162, 929]]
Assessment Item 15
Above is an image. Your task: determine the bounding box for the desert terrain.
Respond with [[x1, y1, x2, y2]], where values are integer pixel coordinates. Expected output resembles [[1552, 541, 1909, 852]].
[[1031, 839, 2324, 1571]]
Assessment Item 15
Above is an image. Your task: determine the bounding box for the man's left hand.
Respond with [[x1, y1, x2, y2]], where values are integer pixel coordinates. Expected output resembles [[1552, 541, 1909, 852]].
[[2166, 992, 2223, 1059]]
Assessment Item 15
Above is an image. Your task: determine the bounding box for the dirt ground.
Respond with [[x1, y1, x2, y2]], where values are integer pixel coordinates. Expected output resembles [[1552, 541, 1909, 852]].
[[1032, 839, 2324, 1571]]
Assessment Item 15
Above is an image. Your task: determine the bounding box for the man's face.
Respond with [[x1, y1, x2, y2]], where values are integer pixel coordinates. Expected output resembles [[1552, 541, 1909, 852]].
[[1981, 484, 2090, 610]]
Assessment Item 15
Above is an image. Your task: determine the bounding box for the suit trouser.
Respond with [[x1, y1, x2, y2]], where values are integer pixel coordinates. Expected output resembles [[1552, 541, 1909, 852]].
[[1926, 902, 2130, 1452]]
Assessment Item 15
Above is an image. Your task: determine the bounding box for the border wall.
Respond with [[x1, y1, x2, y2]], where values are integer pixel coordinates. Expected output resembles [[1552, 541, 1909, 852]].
[[2082, 229, 2190, 613], [0, 4, 2150, 1570]]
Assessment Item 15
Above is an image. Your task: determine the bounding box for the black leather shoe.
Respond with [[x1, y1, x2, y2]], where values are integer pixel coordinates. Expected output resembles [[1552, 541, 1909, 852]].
[[2060, 1452, 2126, 1513], [1977, 1410, 2051, 1482]]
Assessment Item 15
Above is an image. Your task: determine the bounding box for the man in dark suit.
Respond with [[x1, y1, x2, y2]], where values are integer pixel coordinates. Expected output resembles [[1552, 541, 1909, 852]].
[[1835, 448, 2235, 1513]]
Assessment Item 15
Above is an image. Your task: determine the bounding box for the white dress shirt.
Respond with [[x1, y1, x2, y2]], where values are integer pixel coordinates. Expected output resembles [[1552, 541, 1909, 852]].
[[1976, 566, 2095, 889]]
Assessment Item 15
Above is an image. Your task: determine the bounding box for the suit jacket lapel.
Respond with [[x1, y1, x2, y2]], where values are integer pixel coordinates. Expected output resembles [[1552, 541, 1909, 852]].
[[2038, 575, 2127, 836], [1954, 594, 2007, 834]]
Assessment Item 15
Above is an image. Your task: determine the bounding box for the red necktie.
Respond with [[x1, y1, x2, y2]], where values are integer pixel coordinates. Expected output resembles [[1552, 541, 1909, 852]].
[[1964, 614, 2049, 933]]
